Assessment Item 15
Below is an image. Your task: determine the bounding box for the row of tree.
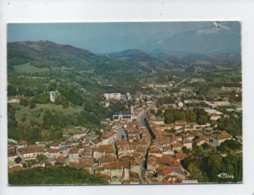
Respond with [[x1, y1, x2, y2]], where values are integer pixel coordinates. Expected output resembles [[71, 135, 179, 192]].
[[155, 108, 209, 125]]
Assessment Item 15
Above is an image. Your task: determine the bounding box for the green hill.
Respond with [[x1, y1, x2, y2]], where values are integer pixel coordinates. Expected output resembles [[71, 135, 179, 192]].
[[9, 166, 108, 185]]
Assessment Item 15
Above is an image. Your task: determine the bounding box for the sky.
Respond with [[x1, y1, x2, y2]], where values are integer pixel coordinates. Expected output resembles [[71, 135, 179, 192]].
[[7, 22, 215, 53]]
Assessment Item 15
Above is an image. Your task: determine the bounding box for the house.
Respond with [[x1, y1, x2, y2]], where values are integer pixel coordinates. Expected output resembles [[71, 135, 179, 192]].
[[71, 131, 87, 140], [118, 145, 135, 158], [17, 140, 27, 149], [8, 153, 19, 163], [50, 91, 61, 102], [204, 100, 230, 108], [152, 117, 165, 125], [93, 145, 115, 160], [31, 162, 45, 168], [210, 132, 232, 147], [171, 167, 185, 180], [98, 155, 118, 166], [196, 136, 210, 146], [93, 129, 119, 146], [126, 92, 131, 100], [48, 148, 60, 159], [68, 148, 80, 163], [130, 157, 143, 174], [79, 158, 93, 174], [104, 93, 122, 100], [175, 154, 187, 162], [18, 146, 44, 160], [55, 155, 67, 166], [182, 140, 192, 149], [50, 143, 61, 149], [8, 98, 20, 103], [103, 161, 124, 178], [113, 111, 132, 122], [204, 108, 223, 121], [147, 156, 159, 173], [171, 143, 183, 153], [80, 147, 93, 158], [149, 146, 163, 157], [162, 146, 174, 155], [156, 166, 173, 182]]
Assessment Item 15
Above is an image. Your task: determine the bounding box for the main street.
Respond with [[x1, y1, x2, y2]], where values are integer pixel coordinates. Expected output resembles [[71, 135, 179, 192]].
[[138, 75, 190, 183]]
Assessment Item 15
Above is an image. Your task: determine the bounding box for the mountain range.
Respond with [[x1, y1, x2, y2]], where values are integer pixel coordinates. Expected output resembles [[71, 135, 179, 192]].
[[8, 38, 241, 80], [139, 22, 241, 54]]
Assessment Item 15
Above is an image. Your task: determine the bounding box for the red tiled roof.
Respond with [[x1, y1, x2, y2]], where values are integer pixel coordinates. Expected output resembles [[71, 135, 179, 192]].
[[55, 156, 66, 164], [149, 146, 162, 154], [95, 172, 110, 180], [172, 143, 183, 148], [116, 140, 129, 146], [104, 161, 123, 170], [17, 140, 27, 145], [175, 154, 187, 160], [157, 155, 172, 164], [49, 148, 60, 153], [18, 146, 44, 154], [99, 156, 118, 163], [69, 148, 79, 154], [162, 168, 173, 175], [169, 159, 181, 168], [71, 131, 86, 135], [93, 145, 115, 153], [214, 133, 232, 140], [174, 120, 187, 124]]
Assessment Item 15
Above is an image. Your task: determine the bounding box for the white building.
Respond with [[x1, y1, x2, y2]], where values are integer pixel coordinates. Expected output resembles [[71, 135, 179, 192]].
[[50, 91, 61, 102], [104, 93, 122, 100]]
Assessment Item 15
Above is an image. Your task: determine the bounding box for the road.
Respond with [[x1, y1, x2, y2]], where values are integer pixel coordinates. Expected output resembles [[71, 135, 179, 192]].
[[138, 75, 190, 184]]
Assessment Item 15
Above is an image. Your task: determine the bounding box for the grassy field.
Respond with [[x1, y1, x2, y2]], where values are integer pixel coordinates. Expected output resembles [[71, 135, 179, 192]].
[[207, 87, 228, 97], [14, 103, 83, 125], [13, 63, 49, 73]]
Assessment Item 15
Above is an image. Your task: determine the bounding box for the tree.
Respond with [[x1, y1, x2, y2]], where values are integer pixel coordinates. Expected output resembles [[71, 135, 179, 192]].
[[156, 109, 163, 117], [30, 102, 36, 109], [182, 146, 191, 154], [150, 110, 156, 115], [8, 166, 108, 185], [207, 150, 223, 180], [8, 85, 17, 96], [14, 156, 22, 164], [164, 112, 174, 124], [20, 98, 29, 107], [36, 154, 47, 162], [197, 115, 208, 125], [202, 143, 210, 150], [189, 110, 197, 122], [188, 162, 200, 174]]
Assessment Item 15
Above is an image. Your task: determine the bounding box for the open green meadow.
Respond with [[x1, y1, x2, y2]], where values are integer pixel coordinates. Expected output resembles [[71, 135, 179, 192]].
[[13, 63, 49, 73], [13, 103, 83, 125]]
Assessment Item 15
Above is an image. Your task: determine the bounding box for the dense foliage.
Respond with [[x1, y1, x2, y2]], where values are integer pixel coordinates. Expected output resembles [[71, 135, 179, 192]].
[[158, 108, 209, 125], [218, 115, 242, 136], [9, 166, 108, 185], [181, 147, 242, 183]]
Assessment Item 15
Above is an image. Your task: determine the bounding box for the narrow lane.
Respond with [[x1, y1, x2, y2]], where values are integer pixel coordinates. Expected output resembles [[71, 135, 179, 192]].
[[138, 75, 190, 184]]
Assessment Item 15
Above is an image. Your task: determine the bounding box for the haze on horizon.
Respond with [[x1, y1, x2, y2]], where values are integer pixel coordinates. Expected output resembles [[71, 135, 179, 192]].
[[7, 22, 240, 54]]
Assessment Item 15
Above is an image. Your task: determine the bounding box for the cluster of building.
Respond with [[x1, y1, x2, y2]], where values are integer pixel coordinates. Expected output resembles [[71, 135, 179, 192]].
[[8, 80, 242, 185], [92, 122, 151, 184], [103, 92, 131, 101]]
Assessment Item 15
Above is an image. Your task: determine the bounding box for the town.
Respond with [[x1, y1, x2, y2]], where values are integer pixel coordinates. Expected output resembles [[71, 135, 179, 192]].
[[7, 22, 242, 185], [8, 75, 242, 184]]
